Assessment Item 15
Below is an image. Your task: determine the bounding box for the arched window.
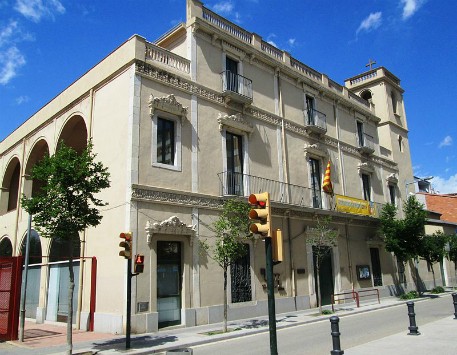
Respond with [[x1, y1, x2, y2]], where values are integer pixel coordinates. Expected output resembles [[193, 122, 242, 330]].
[[20, 230, 42, 265], [49, 235, 81, 262], [0, 237, 13, 257], [360, 90, 372, 102]]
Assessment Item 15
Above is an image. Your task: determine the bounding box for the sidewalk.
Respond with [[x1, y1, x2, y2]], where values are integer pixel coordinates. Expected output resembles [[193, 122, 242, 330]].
[[2, 293, 455, 355]]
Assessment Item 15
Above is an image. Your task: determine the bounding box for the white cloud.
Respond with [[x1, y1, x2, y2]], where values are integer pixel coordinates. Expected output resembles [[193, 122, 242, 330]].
[[357, 12, 382, 34], [431, 174, 457, 194], [15, 95, 29, 104], [212, 1, 234, 15], [0, 21, 18, 47], [287, 38, 296, 47], [401, 0, 426, 20], [439, 135, 452, 148], [0, 46, 26, 85], [14, 0, 65, 22]]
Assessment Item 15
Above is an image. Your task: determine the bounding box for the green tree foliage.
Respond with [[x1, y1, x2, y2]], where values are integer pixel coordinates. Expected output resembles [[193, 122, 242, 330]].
[[448, 234, 457, 265], [305, 216, 338, 314], [200, 198, 251, 332], [380, 196, 427, 263], [418, 232, 448, 288], [21, 141, 110, 354]]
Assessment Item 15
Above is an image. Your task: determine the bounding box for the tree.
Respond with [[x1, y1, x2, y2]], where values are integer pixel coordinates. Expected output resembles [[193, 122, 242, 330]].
[[447, 234, 457, 266], [305, 216, 338, 314], [21, 141, 110, 355], [200, 198, 251, 332], [418, 232, 448, 288], [379, 196, 427, 292]]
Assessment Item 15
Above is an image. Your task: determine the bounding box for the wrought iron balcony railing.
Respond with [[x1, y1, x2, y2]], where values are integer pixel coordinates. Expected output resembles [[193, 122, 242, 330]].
[[218, 171, 385, 218], [357, 133, 375, 155], [221, 70, 253, 103], [218, 171, 317, 208], [304, 108, 327, 134]]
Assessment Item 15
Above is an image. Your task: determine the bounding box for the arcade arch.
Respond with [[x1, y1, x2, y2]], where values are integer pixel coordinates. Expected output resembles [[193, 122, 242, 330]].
[[1, 157, 21, 214]]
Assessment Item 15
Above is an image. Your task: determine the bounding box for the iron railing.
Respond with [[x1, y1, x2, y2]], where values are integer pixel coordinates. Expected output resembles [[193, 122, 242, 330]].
[[358, 133, 375, 152], [218, 171, 385, 218], [304, 108, 327, 132], [221, 71, 253, 100]]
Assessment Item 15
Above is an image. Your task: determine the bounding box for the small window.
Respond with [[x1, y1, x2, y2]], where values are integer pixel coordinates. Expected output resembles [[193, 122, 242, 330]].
[[362, 173, 371, 201], [157, 118, 175, 165], [361, 90, 372, 101], [391, 91, 397, 114], [398, 136, 403, 152], [388, 184, 396, 205], [305, 95, 315, 125], [152, 113, 181, 171], [357, 121, 364, 147]]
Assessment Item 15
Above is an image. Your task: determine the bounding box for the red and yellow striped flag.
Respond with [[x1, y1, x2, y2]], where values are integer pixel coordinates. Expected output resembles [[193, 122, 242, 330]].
[[322, 160, 333, 195]]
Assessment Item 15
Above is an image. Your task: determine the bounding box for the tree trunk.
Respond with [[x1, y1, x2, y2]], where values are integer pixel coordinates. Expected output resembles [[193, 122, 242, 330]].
[[67, 237, 75, 355], [431, 263, 436, 288], [316, 260, 322, 314], [223, 265, 228, 333]]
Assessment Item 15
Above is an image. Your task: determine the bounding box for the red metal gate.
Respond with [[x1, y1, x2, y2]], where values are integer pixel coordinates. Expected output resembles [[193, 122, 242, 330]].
[[0, 256, 23, 341]]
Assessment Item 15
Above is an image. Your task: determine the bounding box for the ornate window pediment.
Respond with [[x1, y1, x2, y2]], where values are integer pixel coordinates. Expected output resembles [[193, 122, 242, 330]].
[[386, 173, 398, 184], [145, 216, 195, 246], [218, 113, 254, 135], [149, 94, 188, 119], [358, 162, 375, 174], [304, 143, 327, 159]]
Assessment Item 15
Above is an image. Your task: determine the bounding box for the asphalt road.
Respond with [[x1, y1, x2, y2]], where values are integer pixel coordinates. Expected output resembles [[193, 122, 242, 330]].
[[190, 295, 453, 355]]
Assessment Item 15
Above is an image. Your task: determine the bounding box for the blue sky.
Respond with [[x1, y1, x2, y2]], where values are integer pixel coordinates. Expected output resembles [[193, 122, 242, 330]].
[[1, 0, 456, 193]]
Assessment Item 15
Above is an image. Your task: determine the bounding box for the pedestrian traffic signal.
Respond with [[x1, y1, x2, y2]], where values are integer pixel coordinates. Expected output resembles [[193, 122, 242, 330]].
[[248, 192, 272, 237], [134, 254, 145, 273], [119, 232, 132, 259]]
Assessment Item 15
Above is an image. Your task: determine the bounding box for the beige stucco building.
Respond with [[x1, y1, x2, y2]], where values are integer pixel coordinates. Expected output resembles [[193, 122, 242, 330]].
[[1, 0, 455, 334]]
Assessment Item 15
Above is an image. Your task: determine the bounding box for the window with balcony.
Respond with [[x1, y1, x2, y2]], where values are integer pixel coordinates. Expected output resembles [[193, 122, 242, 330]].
[[221, 55, 252, 103], [152, 113, 182, 171], [362, 173, 371, 201], [357, 121, 364, 147], [309, 158, 322, 208], [226, 131, 244, 195]]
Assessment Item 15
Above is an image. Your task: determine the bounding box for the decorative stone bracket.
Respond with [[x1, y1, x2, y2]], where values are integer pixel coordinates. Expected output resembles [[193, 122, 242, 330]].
[[304, 143, 328, 159], [386, 173, 398, 184], [149, 94, 188, 119], [145, 216, 196, 247], [358, 162, 375, 174], [217, 112, 254, 136]]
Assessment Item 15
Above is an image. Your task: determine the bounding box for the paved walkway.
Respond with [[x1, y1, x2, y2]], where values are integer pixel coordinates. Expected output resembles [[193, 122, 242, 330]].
[[2, 293, 456, 354]]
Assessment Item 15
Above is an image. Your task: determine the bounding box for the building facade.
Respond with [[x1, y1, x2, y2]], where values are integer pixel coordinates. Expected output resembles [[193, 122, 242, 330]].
[[1, 0, 454, 334]]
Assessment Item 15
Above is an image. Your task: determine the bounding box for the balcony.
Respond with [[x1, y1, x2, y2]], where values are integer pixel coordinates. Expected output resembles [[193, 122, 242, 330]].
[[218, 171, 384, 218], [357, 133, 375, 155], [304, 108, 327, 135], [221, 71, 253, 105]]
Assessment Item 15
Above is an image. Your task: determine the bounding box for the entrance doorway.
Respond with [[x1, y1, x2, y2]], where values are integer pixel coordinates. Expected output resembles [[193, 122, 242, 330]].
[[313, 246, 334, 306], [157, 241, 182, 328]]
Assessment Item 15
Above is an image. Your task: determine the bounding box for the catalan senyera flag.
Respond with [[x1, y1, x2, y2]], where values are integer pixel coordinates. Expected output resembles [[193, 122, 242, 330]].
[[322, 160, 333, 195]]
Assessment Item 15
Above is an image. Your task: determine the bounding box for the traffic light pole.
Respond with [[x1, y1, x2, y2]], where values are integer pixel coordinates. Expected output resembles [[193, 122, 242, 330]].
[[126, 258, 132, 349], [265, 236, 278, 355]]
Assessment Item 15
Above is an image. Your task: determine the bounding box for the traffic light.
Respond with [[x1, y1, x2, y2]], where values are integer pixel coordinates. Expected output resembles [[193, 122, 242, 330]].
[[248, 192, 272, 237], [134, 254, 145, 273], [119, 232, 132, 259]]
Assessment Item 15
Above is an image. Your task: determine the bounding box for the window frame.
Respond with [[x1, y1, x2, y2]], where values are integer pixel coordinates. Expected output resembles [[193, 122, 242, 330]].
[[308, 157, 322, 209], [151, 111, 182, 171], [361, 173, 371, 201]]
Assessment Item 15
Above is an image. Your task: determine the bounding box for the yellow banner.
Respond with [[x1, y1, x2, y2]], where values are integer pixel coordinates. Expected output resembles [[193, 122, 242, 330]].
[[335, 195, 375, 216]]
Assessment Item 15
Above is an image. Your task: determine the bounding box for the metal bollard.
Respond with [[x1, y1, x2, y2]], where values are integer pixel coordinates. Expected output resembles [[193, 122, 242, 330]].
[[330, 316, 344, 355], [452, 293, 457, 319], [406, 301, 420, 335]]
